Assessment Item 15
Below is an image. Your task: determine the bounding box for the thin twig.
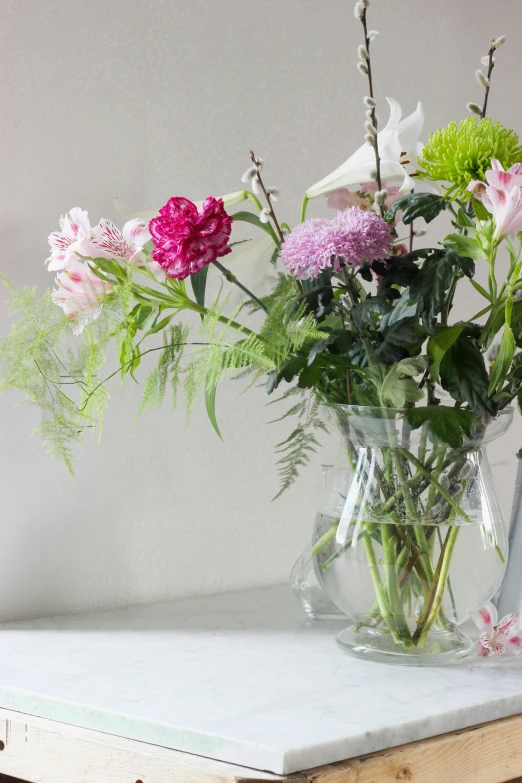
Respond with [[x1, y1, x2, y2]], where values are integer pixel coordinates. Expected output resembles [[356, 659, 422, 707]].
[[250, 151, 285, 244], [481, 43, 496, 119], [360, 9, 382, 196], [408, 189, 415, 252]]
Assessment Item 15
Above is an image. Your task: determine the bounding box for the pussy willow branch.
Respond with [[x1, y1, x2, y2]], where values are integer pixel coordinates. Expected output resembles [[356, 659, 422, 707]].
[[360, 7, 382, 198], [481, 42, 496, 119], [250, 150, 285, 244]]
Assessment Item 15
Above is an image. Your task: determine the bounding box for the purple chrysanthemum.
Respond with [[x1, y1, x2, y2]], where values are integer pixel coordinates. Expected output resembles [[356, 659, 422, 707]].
[[280, 208, 392, 279]]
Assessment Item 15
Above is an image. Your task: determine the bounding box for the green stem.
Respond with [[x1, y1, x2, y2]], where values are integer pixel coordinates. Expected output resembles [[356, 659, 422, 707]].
[[379, 448, 445, 514], [245, 191, 264, 212], [188, 301, 255, 337], [391, 451, 435, 584], [488, 242, 499, 302], [398, 448, 471, 523], [213, 260, 268, 313], [426, 450, 446, 512], [300, 194, 309, 223], [437, 526, 458, 618], [362, 529, 403, 645], [381, 523, 413, 647], [415, 526, 460, 646], [310, 524, 338, 557]]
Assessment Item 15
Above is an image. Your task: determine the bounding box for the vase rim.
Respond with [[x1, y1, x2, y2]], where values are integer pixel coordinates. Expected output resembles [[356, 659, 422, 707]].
[[322, 403, 514, 416]]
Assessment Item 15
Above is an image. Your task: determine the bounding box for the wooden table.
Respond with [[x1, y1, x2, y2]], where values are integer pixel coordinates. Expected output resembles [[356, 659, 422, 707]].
[[0, 709, 520, 783], [0, 585, 520, 783]]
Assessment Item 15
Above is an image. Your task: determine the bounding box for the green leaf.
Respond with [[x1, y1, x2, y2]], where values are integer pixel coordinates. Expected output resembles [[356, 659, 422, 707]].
[[143, 313, 176, 337], [350, 297, 391, 329], [379, 289, 419, 330], [386, 193, 447, 225], [233, 211, 280, 245], [455, 208, 475, 229], [439, 332, 493, 413], [266, 356, 307, 394], [469, 278, 492, 302], [205, 378, 223, 440], [480, 305, 506, 350], [472, 197, 491, 221], [405, 405, 476, 449], [376, 317, 426, 364], [363, 356, 426, 408], [409, 251, 453, 326], [190, 265, 209, 309], [489, 325, 516, 394], [510, 301, 522, 348], [376, 254, 420, 299], [409, 249, 474, 327], [427, 323, 467, 383], [86, 256, 128, 283], [444, 233, 486, 260]]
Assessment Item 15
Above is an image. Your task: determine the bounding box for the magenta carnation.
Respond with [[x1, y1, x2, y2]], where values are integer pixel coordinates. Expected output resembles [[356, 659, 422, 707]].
[[280, 208, 392, 279], [149, 196, 233, 279]]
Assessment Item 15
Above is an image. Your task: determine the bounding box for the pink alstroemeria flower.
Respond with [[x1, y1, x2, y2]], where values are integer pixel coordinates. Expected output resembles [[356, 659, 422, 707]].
[[473, 603, 522, 656], [52, 259, 114, 334], [484, 186, 522, 241], [468, 158, 522, 197], [47, 208, 92, 271], [90, 218, 166, 282], [48, 209, 165, 282], [468, 159, 522, 241]]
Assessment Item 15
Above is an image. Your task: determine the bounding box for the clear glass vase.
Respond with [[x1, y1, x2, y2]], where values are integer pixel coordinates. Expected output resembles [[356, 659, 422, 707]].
[[290, 466, 347, 621], [312, 405, 512, 665]]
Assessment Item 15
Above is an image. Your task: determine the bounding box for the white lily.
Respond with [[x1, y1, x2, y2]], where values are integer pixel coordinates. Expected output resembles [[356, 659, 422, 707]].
[[114, 190, 249, 222], [306, 98, 424, 199]]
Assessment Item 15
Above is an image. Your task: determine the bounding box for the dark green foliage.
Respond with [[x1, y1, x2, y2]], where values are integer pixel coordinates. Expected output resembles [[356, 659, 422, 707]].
[[386, 193, 447, 225], [409, 249, 475, 328], [439, 330, 495, 414], [405, 405, 476, 449]]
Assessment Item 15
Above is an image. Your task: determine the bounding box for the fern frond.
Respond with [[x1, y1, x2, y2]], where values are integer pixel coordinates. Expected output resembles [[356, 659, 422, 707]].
[[137, 323, 190, 417], [271, 389, 328, 498]]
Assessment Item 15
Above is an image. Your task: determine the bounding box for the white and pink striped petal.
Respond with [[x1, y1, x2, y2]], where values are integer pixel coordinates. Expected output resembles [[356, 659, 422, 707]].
[[47, 207, 92, 271]]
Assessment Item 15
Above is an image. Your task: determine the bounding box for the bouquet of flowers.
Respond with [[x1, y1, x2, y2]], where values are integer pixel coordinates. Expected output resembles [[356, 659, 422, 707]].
[[2, 1, 520, 661]]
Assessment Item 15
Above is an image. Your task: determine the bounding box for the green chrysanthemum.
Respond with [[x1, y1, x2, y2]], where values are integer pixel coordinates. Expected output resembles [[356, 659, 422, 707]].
[[417, 117, 522, 200]]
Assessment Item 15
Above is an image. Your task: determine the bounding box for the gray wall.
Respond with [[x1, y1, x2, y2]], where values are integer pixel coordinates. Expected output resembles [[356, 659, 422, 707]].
[[0, 0, 520, 620]]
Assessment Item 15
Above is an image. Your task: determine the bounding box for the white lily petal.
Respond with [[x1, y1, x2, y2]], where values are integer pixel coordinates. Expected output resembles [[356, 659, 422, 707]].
[[306, 97, 423, 199], [212, 190, 249, 209], [114, 191, 248, 222], [396, 101, 425, 158], [114, 198, 157, 221], [383, 96, 403, 132]]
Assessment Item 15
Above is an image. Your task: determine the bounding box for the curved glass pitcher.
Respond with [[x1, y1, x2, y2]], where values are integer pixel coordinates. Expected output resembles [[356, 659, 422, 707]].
[[311, 405, 512, 665]]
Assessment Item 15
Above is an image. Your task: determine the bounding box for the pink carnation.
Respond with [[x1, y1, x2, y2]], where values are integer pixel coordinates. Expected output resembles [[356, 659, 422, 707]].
[[149, 197, 232, 280], [280, 208, 392, 279]]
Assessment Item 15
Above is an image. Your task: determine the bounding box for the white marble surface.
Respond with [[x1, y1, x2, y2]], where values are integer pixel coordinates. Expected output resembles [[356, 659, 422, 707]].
[[0, 585, 521, 774]]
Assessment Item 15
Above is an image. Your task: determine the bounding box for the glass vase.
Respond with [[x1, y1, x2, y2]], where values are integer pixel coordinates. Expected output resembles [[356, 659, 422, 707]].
[[290, 464, 347, 620], [312, 405, 512, 665]]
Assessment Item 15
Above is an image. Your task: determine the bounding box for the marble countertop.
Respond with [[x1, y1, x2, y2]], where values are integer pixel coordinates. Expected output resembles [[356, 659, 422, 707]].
[[0, 585, 521, 774]]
